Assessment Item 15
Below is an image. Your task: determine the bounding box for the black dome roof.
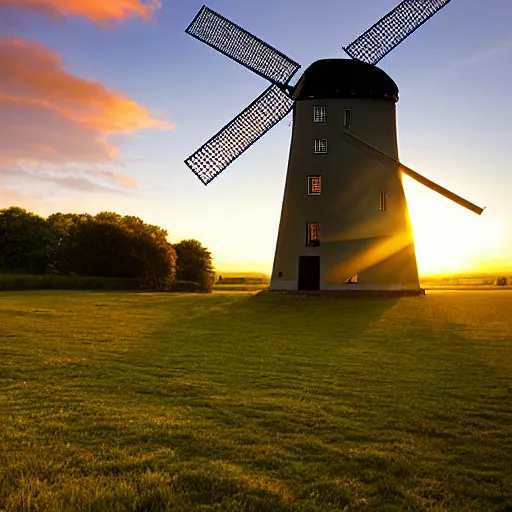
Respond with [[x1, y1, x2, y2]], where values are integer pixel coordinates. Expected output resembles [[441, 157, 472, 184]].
[[292, 59, 399, 102]]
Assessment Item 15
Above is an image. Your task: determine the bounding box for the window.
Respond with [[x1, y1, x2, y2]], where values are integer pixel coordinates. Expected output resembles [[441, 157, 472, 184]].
[[306, 222, 321, 247], [345, 274, 359, 284], [379, 191, 387, 211], [278, 271, 284, 278], [313, 105, 326, 123], [314, 139, 328, 154], [308, 176, 322, 195], [344, 109, 353, 129]]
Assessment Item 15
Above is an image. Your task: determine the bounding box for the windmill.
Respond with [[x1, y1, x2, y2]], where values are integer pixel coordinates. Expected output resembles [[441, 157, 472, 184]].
[[184, 0, 484, 294]]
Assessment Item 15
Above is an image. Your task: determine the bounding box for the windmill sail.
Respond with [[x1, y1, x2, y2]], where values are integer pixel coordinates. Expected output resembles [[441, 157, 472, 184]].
[[186, 6, 300, 86], [185, 85, 294, 185], [343, 132, 484, 215], [343, 0, 452, 65]]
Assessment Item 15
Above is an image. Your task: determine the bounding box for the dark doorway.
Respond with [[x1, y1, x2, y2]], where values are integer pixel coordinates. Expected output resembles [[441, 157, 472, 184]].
[[298, 256, 320, 290]]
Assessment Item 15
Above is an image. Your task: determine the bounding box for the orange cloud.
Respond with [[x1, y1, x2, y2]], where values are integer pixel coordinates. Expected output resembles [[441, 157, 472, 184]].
[[0, 39, 173, 168], [0, 40, 172, 134], [88, 168, 142, 190], [0, 0, 161, 23]]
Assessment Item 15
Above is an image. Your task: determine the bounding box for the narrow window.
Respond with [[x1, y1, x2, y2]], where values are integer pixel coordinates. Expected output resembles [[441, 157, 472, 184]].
[[313, 105, 326, 123], [314, 139, 328, 154], [344, 109, 353, 129], [380, 191, 387, 211], [278, 271, 284, 278], [306, 222, 321, 247], [308, 176, 322, 195]]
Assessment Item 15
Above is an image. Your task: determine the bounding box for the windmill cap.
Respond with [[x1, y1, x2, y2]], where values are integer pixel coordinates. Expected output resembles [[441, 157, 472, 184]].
[[292, 59, 399, 102]]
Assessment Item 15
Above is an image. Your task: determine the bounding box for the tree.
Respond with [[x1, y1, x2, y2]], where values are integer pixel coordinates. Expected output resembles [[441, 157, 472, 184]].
[[0, 207, 52, 273], [173, 239, 215, 293], [120, 215, 177, 287], [46, 212, 92, 273], [49, 212, 177, 287], [135, 233, 176, 289], [0, 206, 209, 292], [68, 218, 135, 277]]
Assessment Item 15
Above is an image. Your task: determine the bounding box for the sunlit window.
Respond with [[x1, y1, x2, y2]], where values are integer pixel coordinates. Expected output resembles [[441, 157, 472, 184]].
[[313, 106, 326, 123], [314, 139, 327, 154], [345, 274, 359, 283], [308, 176, 322, 195], [306, 222, 321, 247], [344, 109, 353, 129]]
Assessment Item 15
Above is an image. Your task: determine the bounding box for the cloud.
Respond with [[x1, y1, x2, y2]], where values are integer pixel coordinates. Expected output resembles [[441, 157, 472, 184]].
[[0, 38, 172, 179], [88, 168, 141, 190], [0, 0, 161, 23], [0, 95, 116, 165], [2, 165, 142, 195], [0, 184, 44, 207], [0, 40, 172, 136]]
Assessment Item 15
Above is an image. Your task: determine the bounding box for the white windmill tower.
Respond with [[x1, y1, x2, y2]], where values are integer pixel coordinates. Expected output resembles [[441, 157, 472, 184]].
[[184, 1, 484, 295]]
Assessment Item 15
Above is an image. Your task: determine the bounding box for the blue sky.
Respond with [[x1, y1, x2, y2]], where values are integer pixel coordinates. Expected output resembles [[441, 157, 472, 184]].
[[1, 0, 511, 274]]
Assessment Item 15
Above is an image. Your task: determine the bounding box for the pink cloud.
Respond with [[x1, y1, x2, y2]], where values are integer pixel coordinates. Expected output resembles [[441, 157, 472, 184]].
[[2, 165, 140, 195], [0, 95, 115, 165], [0, 183, 58, 212], [0, 0, 161, 23], [89, 168, 142, 190], [0, 39, 173, 170]]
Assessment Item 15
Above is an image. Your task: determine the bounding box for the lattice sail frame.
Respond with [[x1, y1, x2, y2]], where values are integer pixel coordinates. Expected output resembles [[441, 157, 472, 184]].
[[344, 0, 453, 65], [185, 85, 294, 185], [186, 6, 300, 86]]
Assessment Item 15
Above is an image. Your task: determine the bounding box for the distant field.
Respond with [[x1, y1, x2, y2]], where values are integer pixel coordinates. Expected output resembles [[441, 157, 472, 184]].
[[1, 290, 511, 511], [214, 283, 268, 292]]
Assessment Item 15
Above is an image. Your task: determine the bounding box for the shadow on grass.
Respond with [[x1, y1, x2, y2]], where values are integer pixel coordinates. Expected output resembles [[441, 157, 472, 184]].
[[9, 291, 512, 510]]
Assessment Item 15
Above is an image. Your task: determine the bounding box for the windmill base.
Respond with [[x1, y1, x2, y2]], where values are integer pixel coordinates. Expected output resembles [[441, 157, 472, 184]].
[[266, 288, 425, 297]]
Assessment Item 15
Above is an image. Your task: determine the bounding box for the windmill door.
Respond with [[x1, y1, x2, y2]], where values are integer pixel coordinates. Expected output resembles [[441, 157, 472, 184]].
[[298, 256, 320, 291]]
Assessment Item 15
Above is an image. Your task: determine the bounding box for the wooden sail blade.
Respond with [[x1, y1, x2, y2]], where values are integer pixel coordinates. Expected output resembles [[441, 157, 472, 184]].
[[186, 6, 300, 87], [185, 85, 294, 185], [343, 0, 453, 65], [344, 132, 484, 215]]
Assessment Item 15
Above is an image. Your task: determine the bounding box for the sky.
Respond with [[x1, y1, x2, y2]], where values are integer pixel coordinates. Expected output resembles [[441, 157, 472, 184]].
[[0, 0, 511, 276]]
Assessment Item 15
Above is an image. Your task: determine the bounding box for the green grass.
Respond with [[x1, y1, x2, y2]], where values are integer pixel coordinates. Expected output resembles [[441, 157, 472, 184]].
[[0, 290, 511, 511]]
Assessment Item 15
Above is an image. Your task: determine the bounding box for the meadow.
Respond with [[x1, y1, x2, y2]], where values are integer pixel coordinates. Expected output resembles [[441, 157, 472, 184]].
[[0, 290, 511, 511]]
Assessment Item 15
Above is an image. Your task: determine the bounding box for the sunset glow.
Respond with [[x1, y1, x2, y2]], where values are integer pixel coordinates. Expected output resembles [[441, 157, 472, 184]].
[[403, 176, 503, 276], [0, 0, 510, 277]]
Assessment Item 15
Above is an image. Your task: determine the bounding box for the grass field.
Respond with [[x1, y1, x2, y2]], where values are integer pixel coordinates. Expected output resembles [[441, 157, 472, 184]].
[[1, 290, 511, 511]]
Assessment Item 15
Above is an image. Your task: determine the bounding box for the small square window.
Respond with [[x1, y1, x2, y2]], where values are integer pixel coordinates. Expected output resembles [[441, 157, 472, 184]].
[[344, 109, 353, 129], [380, 191, 387, 211], [278, 271, 284, 278], [308, 176, 322, 195], [345, 274, 359, 284], [306, 222, 321, 247], [314, 139, 328, 154], [313, 106, 326, 123]]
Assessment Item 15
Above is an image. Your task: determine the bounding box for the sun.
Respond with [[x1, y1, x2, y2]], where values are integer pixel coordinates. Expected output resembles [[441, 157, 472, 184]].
[[402, 176, 502, 276]]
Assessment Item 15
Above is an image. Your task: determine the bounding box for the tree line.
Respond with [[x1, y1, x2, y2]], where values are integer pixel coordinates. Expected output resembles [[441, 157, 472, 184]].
[[0, 207, 215, 292]]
